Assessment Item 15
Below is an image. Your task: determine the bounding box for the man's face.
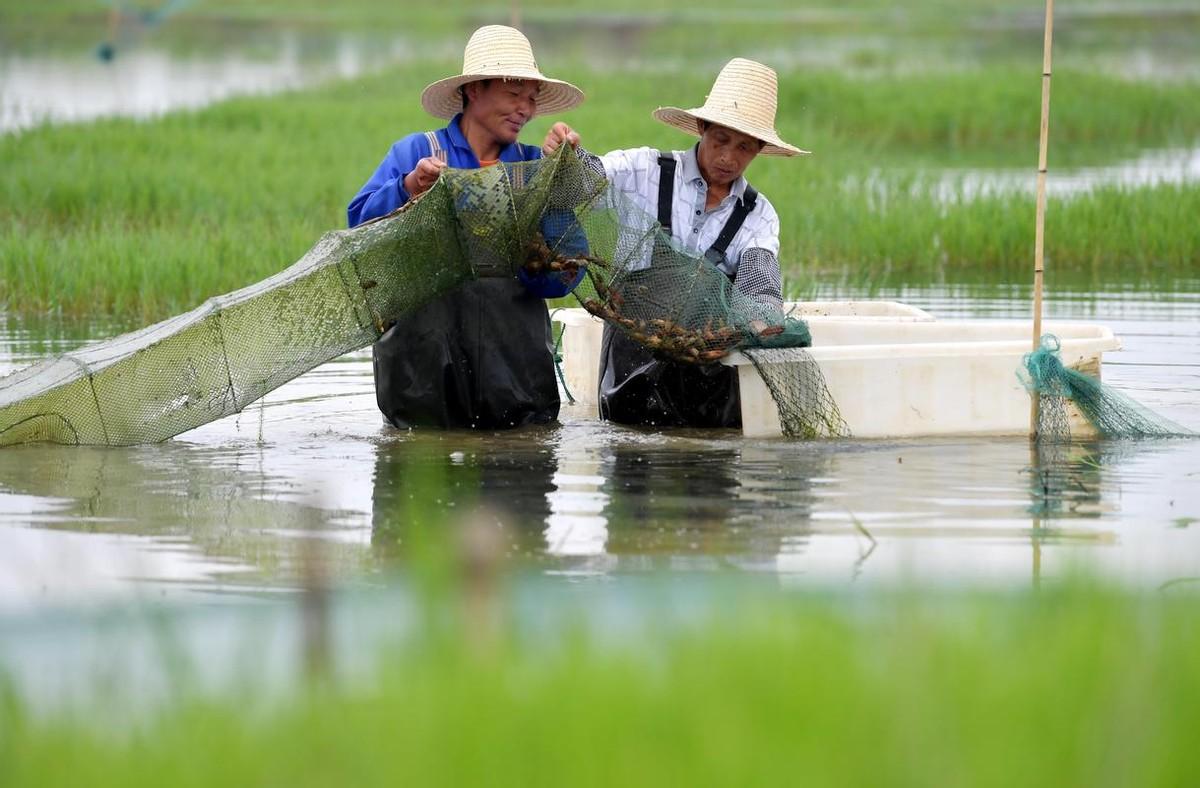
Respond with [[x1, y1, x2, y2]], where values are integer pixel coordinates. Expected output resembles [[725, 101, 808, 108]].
[[696, 123, 764, 189], [462, 78, 540, 146]]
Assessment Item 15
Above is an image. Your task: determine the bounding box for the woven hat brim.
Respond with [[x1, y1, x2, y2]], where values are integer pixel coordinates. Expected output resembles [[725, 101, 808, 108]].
[[652, 106, 809, 157], [420, 73, 585, 120]]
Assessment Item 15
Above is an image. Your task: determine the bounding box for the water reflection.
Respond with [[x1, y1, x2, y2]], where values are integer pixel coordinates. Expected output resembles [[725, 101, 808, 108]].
[[1026, 439, 1107, 521], [853, 146, 1200, 206], [544, 423, 611, 563], [2, 406, 1199, 600], [1026, 438, 1107, 586], [0, 440, 369, 610], [370, 429, 559, 563], [1, 30, 413, 133], [1, 285, 1199, 604], [366, 424, 836, 576], [604, 441, 741, 570]]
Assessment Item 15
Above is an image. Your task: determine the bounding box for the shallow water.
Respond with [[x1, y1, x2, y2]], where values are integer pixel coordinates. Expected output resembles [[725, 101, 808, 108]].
[[919, 145, 1200, 203], [0, 29, 415, 133], [6, 5, 1199, 136], [1, 286, 1197, 611]]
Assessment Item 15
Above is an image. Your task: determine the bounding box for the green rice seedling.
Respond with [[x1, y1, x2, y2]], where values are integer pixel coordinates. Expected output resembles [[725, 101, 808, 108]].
[[1, 584, 1198, 787], [2, 57, 1198, 320]]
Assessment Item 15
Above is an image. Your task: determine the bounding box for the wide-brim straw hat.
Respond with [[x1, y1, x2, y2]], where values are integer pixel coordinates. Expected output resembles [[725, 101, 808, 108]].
[[652, 58, 807, 157], [420, 25, 585, 120]]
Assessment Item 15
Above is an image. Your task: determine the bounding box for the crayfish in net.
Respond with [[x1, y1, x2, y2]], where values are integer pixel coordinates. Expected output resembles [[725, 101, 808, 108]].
[[521, 236, 609, 282], [580, 290, 748, 365]]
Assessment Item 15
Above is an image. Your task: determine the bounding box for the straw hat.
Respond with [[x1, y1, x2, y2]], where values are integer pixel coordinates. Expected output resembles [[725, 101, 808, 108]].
[[420, 25, 585, 120], [652, 58, 807, 157]]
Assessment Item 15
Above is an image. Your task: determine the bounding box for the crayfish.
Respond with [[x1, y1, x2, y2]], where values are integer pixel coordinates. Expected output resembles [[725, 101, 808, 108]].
[[522, 236, 610, 282]]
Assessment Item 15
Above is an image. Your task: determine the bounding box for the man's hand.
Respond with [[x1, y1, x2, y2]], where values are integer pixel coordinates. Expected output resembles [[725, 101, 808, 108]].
[[542, 122, 580, 156], [403, 156, 448, 198]]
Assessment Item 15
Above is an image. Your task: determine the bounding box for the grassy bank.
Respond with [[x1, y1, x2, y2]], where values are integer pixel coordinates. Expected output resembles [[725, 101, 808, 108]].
[[2, 63, 1198, 319], [2, 586, 1199, 786]]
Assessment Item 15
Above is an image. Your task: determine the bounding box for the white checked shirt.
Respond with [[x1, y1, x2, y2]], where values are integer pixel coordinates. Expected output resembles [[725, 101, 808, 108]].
[[597, 145, 782, 271]]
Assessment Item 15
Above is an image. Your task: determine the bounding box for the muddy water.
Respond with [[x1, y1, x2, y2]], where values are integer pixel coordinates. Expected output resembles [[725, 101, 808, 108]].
[[1, 287, 1197, 610]]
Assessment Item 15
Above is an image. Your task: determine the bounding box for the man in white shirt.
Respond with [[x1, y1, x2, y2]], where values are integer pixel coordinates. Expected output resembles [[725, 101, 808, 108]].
[[542, 58, 807, 427]]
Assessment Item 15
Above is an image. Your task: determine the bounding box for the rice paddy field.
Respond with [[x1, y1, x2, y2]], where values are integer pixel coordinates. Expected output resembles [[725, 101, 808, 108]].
[[3, 0, 1199, 318], [2, 0, 1199, 783]]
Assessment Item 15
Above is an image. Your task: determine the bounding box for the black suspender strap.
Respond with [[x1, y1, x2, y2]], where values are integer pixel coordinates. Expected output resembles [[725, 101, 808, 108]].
[[708, 185, 759, 259], [658, 149, 759, 267], [656, 153, 676, 232]]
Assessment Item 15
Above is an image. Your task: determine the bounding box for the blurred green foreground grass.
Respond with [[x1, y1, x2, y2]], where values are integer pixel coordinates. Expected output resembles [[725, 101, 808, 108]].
[[2, 585, 1199, 787]]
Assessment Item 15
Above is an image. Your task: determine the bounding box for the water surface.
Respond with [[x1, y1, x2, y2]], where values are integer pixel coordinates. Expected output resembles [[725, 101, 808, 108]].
[[1, 287, 1197, 612], [0, 28, 416, 133], [6, 5, 1200, 134]]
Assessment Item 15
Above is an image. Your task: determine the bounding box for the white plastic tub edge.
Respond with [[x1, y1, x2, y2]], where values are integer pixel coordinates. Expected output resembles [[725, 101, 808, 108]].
[[552, 304, 1121, 439], [731, 323, 1120, 438]]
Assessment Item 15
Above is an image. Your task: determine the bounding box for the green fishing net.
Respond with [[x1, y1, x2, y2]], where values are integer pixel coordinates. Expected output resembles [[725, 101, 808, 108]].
[[1022, 334, 1192, 441], [556, 153, 846, 439], [0, 149, 600, 446], [566, 178, 812, 363], [0, 146, 846, 446], [743, 349, 851, 439], [7, 141, 1192, 448]]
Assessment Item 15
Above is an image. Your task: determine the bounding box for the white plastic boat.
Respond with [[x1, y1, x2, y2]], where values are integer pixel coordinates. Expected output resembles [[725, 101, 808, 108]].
[[553, 301, 1120, 438]]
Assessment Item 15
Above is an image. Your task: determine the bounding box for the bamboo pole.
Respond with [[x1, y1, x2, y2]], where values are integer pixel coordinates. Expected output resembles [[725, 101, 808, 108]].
[[1030, 0, 1055, 437]]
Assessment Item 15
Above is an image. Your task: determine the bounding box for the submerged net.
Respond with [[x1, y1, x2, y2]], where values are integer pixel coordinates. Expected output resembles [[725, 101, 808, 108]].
[[0, 149, 604, 446], [1022, 334, 1192, 442]]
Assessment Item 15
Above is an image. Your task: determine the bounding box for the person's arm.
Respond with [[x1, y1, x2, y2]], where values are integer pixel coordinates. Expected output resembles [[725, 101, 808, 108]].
[[596, 146, 656, 195], [510, 131, 587, 298], [525, 205, 588, 298], [540, 124, 651, 192], [530, 147, 660, 297], [347, 135, 444, 227], [517, 264, 585, 298], [734, 248, 784, 310], [734, 197, 784, 310], [576, 147, 606, 178]]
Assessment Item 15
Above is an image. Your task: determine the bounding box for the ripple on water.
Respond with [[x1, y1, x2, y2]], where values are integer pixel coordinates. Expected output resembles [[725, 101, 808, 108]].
[[1, 287, 1198, 603]]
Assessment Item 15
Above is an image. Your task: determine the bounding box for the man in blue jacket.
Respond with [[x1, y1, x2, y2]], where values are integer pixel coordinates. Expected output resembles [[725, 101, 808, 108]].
[[348, 25, 585, 429]]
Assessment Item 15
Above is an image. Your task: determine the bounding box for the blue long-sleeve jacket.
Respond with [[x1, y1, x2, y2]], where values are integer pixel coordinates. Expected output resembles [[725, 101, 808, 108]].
[[347, 114, 583, 298]]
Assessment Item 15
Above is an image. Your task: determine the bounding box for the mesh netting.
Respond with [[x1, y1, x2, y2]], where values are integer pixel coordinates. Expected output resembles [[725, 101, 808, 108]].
[[1022, 334, 1193, 442], [1, 145, 849, 447], [0, 149, 603, 447], [743, 349, 851, 439], [548, 163, 847, 438], [565, 182, 813, 364]]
